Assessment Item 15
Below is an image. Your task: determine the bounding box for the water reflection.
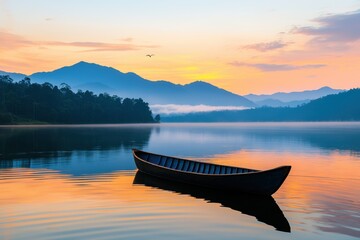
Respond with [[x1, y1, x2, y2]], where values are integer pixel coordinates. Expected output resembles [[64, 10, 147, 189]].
[[133, 171, 291, 232], [146, 123, 360, 158], [0, 125, 155, 175], [1, 123, 360, 175], [0, 123, 359, 239], [0, 125, 155, 160]]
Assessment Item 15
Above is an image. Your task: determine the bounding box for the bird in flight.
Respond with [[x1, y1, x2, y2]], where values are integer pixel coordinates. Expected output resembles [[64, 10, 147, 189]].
[[146, 54, 154, 58]]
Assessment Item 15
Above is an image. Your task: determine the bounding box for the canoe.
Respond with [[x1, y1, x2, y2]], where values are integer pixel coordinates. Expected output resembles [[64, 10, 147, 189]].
[[132, 149, 291, 195], [133, 171, 291, 232]]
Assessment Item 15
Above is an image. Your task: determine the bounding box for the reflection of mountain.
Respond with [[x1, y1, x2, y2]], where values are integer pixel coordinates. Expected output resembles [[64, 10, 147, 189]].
[[0, 125, 152, 166], [133, 171, 291, 232]]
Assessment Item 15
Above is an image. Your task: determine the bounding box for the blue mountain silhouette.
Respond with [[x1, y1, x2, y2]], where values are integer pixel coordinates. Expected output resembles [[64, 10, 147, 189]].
[[0, 70, 26, 82], [245, 87, 343, 103], [28, 61, 255, 107], [163, 88, 360, 122], [0, 62, 345, 108]]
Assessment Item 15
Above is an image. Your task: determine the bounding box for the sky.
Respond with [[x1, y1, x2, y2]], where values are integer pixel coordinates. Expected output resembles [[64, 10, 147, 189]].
[[1, 0, 360, 95]]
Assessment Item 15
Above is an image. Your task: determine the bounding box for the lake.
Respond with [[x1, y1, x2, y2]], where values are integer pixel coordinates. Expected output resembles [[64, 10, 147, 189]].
[[0, 122, 359, 240]]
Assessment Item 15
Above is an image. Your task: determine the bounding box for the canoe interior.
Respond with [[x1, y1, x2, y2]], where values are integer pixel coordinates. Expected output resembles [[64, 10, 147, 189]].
[[136, 151, 258, 175]]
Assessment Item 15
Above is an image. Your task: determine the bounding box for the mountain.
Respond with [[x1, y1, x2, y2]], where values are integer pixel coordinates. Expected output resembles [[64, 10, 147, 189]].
[[163, 89, 360, 122], [0, 70, 27, 82], [27, 61, 255, 107], [245, 87, 344, 106], [254, 99, 310, 108]]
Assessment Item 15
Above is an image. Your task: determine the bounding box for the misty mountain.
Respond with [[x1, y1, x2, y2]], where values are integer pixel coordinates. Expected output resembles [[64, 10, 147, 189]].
[[26, 61, 255, 107], [0, 70, 27, 82], [245, 87, 344, 103], [254, 99, 310, 108], [163, 88, 360, 122], [0, 62, 346, 109]]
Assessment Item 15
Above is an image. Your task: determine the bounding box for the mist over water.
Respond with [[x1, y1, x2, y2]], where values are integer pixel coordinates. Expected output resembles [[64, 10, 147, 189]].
[[150, 104, 249, 115], [0, 123, 359, 239]]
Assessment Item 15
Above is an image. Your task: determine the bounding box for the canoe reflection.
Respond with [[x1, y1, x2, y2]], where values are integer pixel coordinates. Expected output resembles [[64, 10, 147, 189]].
[[133, 171, 291, 232]]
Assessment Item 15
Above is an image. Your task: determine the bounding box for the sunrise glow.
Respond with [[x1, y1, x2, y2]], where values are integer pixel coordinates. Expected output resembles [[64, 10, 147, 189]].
[[1, 0, 359, 94]]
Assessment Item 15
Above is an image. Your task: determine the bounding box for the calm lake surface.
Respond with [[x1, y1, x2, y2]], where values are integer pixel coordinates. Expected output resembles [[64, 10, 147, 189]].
[[0, 122, 359, 240]]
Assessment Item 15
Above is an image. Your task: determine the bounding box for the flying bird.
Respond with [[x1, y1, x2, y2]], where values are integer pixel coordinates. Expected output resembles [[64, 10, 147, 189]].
[[146, 54, 154, 58]]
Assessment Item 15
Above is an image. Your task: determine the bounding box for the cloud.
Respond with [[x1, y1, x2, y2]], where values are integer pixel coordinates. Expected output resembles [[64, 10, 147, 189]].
[[121, 37, 133, 42], [0, 31, 158, 52], [0, 31, 33, 50], [45, 41, 158, 51], [294, 9, 360, 43], [150, 104, 249, 115], [229, 61, 326, 71], [243, 41, 291, 52]]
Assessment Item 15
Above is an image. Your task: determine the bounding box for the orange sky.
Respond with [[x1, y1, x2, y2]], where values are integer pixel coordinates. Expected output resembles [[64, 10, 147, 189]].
[[1, 1, 360, 94]]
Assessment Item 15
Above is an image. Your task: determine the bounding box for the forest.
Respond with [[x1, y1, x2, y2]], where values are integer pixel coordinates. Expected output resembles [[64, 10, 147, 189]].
[[0, 76, 159, 124], [164, 88, 360, 122]]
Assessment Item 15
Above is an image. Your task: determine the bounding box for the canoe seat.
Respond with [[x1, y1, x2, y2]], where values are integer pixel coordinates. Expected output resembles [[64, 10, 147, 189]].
[[159, 156, 166, 166], [204, 164, 209, 173], [182, 161, 190, 171], [177, 160, 184, 170], [188, 162, 195, 172], [142, 152, 254, 175], [165, 158, 173, 168], [193, 163, 200, 172], [171, 159, 179, 168], [148, 154, 161, 165]]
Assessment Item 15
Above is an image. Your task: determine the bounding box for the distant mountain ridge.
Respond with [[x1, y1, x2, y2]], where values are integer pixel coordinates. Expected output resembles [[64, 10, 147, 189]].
[[25, 61, 255, 107], [0, 70, 26, 82], [253, 99, 310, 108], [245, 86, 344, 102], [163, 88, 360, 122], [0, 62, 347, 109]]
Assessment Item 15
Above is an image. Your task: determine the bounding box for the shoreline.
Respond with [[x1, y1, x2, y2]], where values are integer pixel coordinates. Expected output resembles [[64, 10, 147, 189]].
[[1, 121, 360, 128]]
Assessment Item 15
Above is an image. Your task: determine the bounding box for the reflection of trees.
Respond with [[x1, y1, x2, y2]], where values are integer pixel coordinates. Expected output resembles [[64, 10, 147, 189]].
[[133, 171, 291, 232], [0, 126, 155, 162], [161, 126, 360, 156]]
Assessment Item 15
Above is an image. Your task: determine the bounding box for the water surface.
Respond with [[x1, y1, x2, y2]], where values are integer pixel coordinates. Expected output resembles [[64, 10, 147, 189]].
[[0, 123, 359, 239]]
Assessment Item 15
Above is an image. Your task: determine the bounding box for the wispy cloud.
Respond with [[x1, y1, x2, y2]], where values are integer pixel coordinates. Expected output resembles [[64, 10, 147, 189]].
[[229, 61, 326, 72], [242, 41, 291, 52], [294, 9, 360, 43], [0, 31, 158, 52], [151, 104, 249, 115], [45, 41, 158, 52], [121, 37, 133, 42], [0, 31, 33, 50]]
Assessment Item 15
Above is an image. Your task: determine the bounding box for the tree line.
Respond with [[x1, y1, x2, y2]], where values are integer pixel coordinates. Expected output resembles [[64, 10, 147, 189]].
[[0, 76, 160, 124], [164, 88, 360, 122]]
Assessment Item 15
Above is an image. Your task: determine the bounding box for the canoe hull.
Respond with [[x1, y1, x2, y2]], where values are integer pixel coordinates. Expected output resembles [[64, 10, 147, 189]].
[[133, 150, 291, 195]]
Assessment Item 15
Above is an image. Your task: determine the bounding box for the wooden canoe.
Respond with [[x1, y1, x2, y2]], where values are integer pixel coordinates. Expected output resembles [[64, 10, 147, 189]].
[[132, 149, 291, 195]]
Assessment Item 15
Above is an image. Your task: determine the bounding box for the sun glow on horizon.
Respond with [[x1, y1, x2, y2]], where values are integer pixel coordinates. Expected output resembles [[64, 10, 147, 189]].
[[1, 0, 360, 95]]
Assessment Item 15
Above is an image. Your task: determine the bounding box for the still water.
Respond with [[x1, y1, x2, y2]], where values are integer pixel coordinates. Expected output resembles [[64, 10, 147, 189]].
[[0, 123, 359, 239]]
